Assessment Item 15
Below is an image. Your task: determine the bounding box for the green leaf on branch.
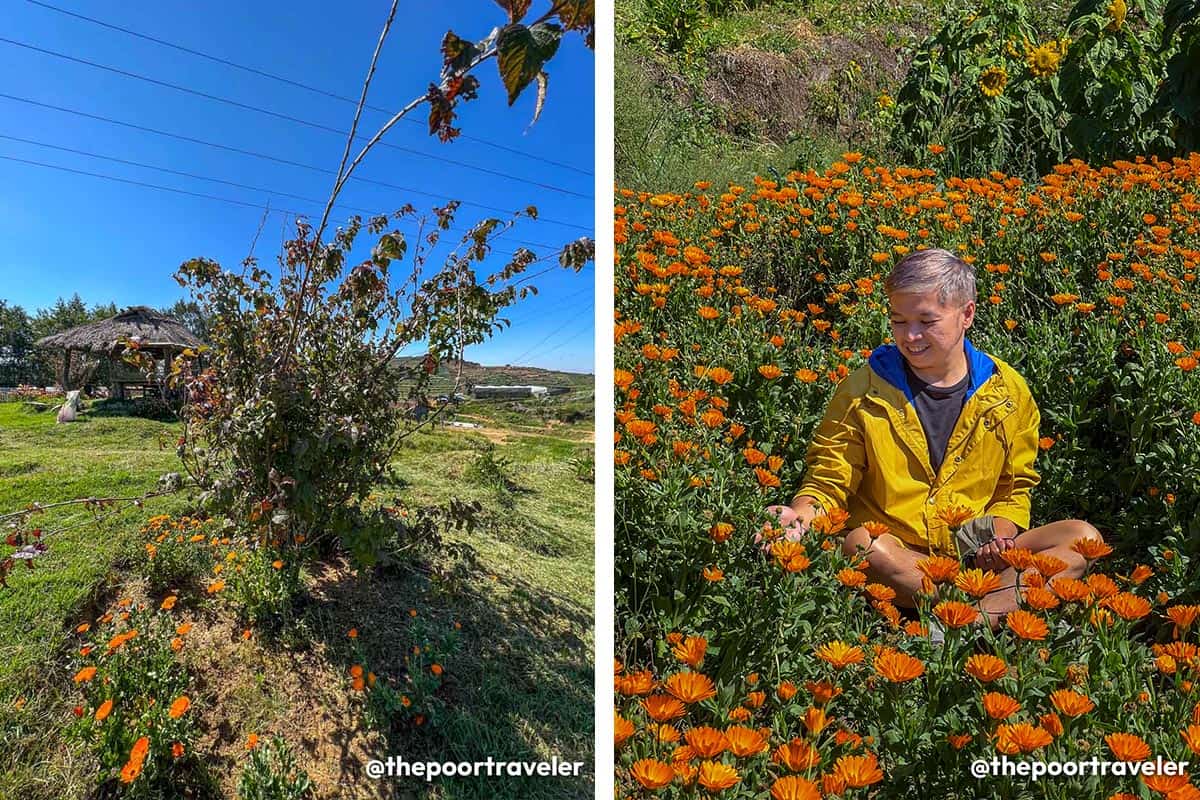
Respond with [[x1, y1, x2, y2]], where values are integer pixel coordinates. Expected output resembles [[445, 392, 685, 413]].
[[497, 23, 563, 106]]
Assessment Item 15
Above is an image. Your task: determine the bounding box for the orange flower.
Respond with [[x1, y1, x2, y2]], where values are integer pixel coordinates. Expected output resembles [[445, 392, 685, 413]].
[[171, 741, 184, 759], [1071, 537, 1112, 560], [837, 568, 867, 588], [1033, 553, 1069, 577], [1006, 610, 1049, 640], [709, 523, 734, 543], [834, 752, 884, 787], [916, 556, 960, 583], [1101, 592, 1151, 620], [672, 636, 707, 669], [794, 369, 819, 383], [743, 447, 767, 466], [664, 672, 717, 704], [874, 650, 924, 683], [1022, 587, 1060, 611], [757, 365, 782, 379], [685, 726, 728, 758], [816, 641, 865, 669], [725, 725, 769, 757], [246, 732, 260, 750], [431, 663, 444, 676], [1001, 548, 1036, 571], [955, 568, 1003, 598], [805, 680, 842, 705], [802, 706, 829, 735], [776, 681, 798, 701], [643, 694, 687, 721], [160, 596, 178, 610], [1051, 577, 1093, 603], [964, 654, 1008, 683], [1050, 689, 1095, 717], [1169, 605, 1200, 637], [1106, 732, 1151, 761], [770, 776, 822, 800], [119, 736, 150, 783], [73, 666, 97, 684], [168, 695, 191, 719], [983, 692, 1021, 720], [1181, 724, 1200, 756], [94, 699, 113, 721], [936, 504, 974, 528], [1040, 712, 1063, 737], [947, 733, 973, 749], [702, 566, 724, 582], [865, 583, 897, 603], [617, 670, 654, 696], [1038, 436, 1055, 450], [697, 760, 740, 792], [614, 712, 634, 747], [755, 467, 782, 488], [862, 521, 890, 538], [631, 759, 675, 790], [1130, 564, 1154, 584], [995, 722, 1052, 754], [934, 601, 980, 628], [774, 738, 820, 771]]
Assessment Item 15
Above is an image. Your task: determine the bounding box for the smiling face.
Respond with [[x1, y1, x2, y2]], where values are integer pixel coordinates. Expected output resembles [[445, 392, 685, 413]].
[[887, 290, 975, 379]]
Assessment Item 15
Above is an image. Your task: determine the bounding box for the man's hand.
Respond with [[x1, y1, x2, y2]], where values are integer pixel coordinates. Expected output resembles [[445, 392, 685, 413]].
[[755, 500, 819, 552], [972, 517, 1020, 572]]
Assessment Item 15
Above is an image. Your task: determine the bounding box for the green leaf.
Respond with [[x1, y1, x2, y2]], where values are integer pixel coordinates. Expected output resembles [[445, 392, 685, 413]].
[[496, 23, 563, 106]]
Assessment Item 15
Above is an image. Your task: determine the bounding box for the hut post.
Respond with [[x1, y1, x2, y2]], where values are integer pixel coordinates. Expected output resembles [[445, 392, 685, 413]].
[[61, 347, 72, 391]]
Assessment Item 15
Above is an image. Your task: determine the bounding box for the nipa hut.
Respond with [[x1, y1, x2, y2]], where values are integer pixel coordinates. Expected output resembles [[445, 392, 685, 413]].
[[34, 306, 203, 399]]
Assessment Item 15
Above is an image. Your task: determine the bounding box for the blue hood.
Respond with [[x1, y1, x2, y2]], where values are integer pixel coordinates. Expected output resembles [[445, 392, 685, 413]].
[[868, 338, 997, 405]]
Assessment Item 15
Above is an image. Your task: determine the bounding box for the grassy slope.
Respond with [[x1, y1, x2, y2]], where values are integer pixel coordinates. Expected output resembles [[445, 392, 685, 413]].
[[0, 403, 593, 800], [615, 0, 967, 191]]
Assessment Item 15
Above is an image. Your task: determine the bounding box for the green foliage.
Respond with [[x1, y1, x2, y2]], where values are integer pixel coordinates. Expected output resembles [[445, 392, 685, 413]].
[[224, 545, 304, 630], [1158, 0, 1200, 151], [891, 0, 1182, 175], [236, 737, 312, 800], [136, 515, 216, 593], [570, 446, 596, 483], [66, 602, 195, 793], [354, 616, 462, 732], [465, 441, 522, 507]]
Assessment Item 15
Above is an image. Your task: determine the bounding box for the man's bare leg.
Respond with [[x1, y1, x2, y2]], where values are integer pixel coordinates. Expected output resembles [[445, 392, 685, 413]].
[[841, 527, 930, 608], [977, 519, 1104, 628]]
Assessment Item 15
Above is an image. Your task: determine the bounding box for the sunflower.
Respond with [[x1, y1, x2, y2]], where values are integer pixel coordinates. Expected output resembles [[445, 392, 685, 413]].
[[979, 66, 1008, 98], [1107, 0, 1127, 30], [1026, 40, 1067, 77]]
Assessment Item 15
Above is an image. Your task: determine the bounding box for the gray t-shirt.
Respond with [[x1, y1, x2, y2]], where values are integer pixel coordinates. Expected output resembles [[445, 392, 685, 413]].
[[903, 361, 969, 475]]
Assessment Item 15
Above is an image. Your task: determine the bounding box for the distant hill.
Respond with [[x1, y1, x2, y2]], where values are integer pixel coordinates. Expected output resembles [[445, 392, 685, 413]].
[[391, 357, 593, 393]]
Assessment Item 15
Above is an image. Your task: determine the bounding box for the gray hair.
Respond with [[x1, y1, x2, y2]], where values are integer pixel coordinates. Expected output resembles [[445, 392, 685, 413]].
[[884, 248, 976, 306]]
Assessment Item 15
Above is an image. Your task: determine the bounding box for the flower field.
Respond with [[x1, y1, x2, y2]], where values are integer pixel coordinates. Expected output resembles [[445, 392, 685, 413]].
[[614, 152, 1200, 797]]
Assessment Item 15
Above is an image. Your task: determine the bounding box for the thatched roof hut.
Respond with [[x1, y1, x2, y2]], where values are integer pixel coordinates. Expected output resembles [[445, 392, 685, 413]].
[[36, 306, 202, 354], [35, 306, 202, 395]]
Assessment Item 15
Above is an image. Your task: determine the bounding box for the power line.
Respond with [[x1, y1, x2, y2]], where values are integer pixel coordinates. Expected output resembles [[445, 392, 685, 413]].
[[0, 132, 564, 250], [0, 36, 591, 200], [0, 153, 564, 252], [0, 92, 588, 232], [24, 0, 593, 178], [509, 308, 594, 365]]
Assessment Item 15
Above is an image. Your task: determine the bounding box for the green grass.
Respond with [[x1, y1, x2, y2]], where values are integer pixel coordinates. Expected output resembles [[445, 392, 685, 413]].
[[0, 402, 593, 800]]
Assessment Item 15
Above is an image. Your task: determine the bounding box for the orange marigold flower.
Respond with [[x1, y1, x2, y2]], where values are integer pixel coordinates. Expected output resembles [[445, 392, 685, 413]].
[[168, 695, 191, 719], [774, 738, 820, 771], [697, 760, 740, 792], [865, 583, 897, 602], [725, 725, 769, 757], [916, 556, 960, 583], [617, 670, 655, 695], [614, 712, 635, 747], [837, 568, 867, 588], [955, 568, 1003, 598], [119, 735, 151, 783], [874, 650, 924, 683], [935, 601, 980, 628], [1007, 610, 1049, 640], [1181, 724, 1200, 756], [1023, 587, 1060, 611], [1050, 689, 1095, 717], [1130, 564, 1153, 584], [995, 722, 1053, 754], [664, 672, 717, 704], [948, 733, 972, 749], [816, 641, 865, 669], [834, 752, 884, 788], [160, 596, 178, 610], [702, 566, 724, 582], [672, 636, 707, 669], [631, 759, 675, 790], [643, 694, 688, 721], [983, 692, 1021, 720], [1051, 577, 1092, 603], [794, 369, 819, 383], [936, 504, 974, 527], [709, 523, 734, 543], [743, 447, 767, 466], [862, 521, 890, 538], [1033, 553, 1069, 577], [757, 365, 782, 379], [1106, 732, 1151, 761], [1003, 556, 1036, 585], [685, 726, 728, 758], [74, 666, 97, 684], [1101, 592, 1151, 620], [1072, 537, 1112, 560], [1087, 573, 1119, 598], [94, 699, 113, 721], [802, 706, 829, 735], [1169, 605, 1200, 637], [755, 467, 781, 488], [776, 681, 798, 701], [770, 775, 822, 800]]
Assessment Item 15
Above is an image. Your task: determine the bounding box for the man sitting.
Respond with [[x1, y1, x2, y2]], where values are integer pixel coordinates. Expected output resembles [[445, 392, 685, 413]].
[[766, 248, 1103, 627]]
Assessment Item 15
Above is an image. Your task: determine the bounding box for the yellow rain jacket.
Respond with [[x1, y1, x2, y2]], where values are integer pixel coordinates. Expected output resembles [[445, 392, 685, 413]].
[[795, 339, 1041, 555]]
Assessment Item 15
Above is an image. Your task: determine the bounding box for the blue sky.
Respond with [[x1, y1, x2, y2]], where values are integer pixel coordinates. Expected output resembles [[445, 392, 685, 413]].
[[1, 0, 595, 373]]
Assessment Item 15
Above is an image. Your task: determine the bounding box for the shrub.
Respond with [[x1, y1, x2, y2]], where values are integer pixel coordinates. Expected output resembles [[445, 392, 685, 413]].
[[67, 599, 196, 793], [136, 514, 216, 592], [237, 737, 312, 800]]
